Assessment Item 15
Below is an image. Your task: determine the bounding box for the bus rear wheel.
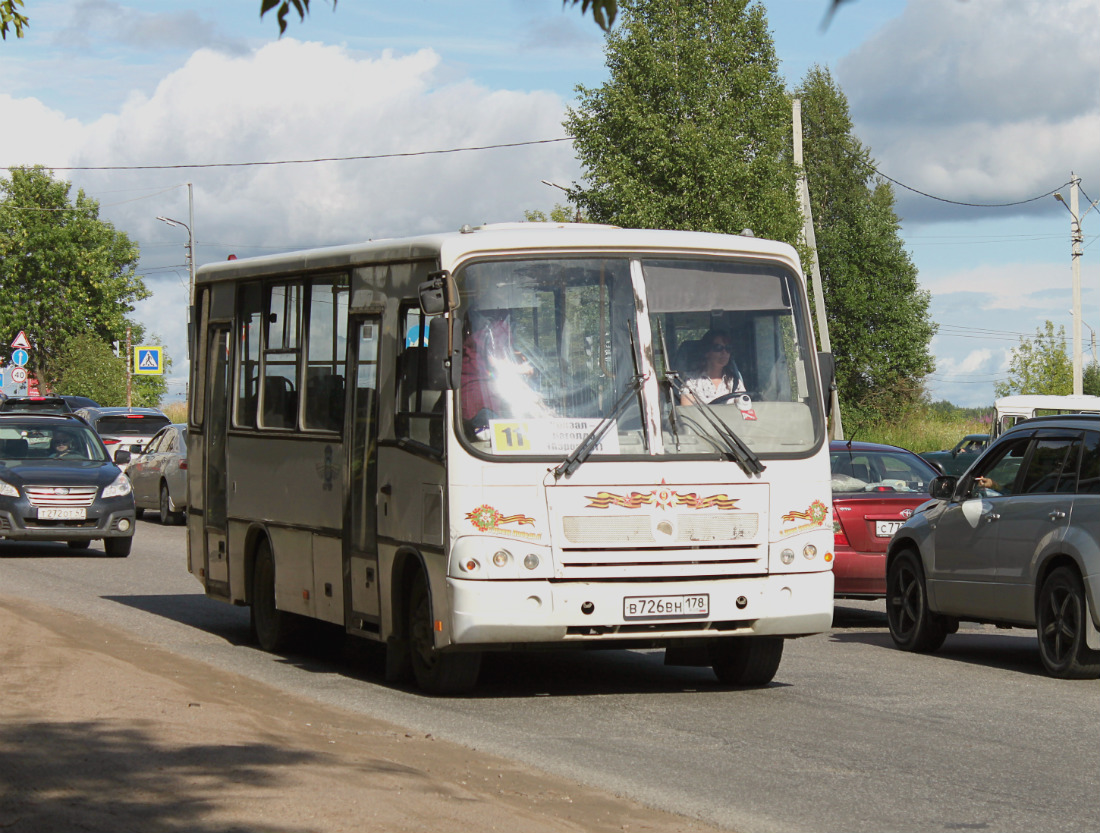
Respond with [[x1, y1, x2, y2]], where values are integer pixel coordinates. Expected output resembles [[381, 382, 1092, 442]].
[[709, 637, 783, 686], [407, 571, 481, 695], [251, 539, 297, 651]]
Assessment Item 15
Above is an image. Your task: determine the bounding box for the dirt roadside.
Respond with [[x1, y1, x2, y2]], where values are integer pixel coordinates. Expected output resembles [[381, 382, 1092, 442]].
[[0, 596, 723, 833]]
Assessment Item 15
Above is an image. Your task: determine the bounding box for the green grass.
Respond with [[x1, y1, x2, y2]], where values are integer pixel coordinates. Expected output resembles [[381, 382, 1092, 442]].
[[161, 401, 188, 423], [846, 410, 989, 454]]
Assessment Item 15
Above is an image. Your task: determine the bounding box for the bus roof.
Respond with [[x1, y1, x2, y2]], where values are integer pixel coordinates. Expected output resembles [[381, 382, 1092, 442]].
[[994, 394, 1100, 415], [194, 223, 803, 284]]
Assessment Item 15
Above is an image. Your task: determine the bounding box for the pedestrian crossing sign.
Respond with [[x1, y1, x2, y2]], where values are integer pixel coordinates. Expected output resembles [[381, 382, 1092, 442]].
[[134, 345, 164, 375]]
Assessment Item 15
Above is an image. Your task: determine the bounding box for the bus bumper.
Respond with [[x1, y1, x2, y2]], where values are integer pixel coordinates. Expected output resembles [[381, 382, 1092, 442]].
[[447, 571, 834, 646]]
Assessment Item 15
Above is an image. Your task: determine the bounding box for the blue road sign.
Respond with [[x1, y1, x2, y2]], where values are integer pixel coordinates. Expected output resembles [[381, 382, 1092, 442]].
[[134, 346, 164, 375], [11, 348, 28, 367]]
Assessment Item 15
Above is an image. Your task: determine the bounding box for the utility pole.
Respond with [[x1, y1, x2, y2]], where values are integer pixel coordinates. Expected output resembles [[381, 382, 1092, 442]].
[[1055, 173, 1097, 396], [1069, 173, 1083, 396], [125, 325, 132, 408], [793, 99, 843, 439]]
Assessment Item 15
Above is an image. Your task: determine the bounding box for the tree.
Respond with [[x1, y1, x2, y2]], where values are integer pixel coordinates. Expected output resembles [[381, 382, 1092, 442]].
[[524, 203, 581, 223], [795, 66, 935, 426], [54, 334, 127, 406], [53, 329, 170, 407], [0, 0, 26, 40], [994, 320, 1073, 397], [0, 166, 149, 390], [1085, 362, 1100, 396], [565, 0, 802, 245]]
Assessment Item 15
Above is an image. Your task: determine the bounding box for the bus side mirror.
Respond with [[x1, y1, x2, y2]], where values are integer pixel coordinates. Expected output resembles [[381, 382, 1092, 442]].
[[418, 270, 458, 315], [817, 351, 835, 408], [426, 315, 455, 389]]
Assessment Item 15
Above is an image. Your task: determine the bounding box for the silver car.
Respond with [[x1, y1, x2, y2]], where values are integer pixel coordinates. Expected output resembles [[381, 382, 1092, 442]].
[[886, 414, 1100, 679], [126, 423, 187, 524]]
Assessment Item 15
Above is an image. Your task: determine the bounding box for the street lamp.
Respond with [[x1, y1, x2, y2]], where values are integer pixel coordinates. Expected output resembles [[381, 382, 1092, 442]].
[[156, 214, 195, 306], [539, 180, 582, 222]]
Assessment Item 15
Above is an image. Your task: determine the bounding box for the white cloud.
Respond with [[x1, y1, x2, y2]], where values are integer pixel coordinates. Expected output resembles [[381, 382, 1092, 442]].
[[840, 0, 1100, 221], [920, 261, 1076, 312], [2, 39, 579, 393]]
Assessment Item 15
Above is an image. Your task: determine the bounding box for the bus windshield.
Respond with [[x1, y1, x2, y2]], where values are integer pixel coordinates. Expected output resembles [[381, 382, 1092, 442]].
[[455, 255, 823, 458]]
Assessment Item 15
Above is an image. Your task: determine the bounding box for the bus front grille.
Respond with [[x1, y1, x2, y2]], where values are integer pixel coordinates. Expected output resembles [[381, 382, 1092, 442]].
[[561, 512, 759, 546]]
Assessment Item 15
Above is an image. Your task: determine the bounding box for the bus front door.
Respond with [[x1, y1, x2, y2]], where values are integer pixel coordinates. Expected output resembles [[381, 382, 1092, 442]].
[[345, 316, 382, 632], [203, 326, 230, 593]]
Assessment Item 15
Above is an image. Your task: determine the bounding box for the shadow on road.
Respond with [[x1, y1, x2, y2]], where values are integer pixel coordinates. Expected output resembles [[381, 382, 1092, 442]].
[[104, 593, 253, 646], [0, 720, 319, 832]]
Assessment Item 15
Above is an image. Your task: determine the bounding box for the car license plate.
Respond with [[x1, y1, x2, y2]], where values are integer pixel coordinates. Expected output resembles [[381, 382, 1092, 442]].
[[38, 507, 86, 520], [624, 594, 709, 620], [875, 521, 902, 537]]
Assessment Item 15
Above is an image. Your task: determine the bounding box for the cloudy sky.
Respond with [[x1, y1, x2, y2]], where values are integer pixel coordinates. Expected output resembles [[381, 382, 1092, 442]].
[[1, 0, 1098, 408]]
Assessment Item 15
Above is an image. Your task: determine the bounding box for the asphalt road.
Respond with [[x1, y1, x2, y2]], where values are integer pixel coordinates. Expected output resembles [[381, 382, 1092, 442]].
[[1, 520, 1097, 833]]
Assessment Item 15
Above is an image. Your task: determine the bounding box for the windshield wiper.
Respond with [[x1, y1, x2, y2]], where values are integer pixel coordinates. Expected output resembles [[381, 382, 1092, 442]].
[[551, 373, 646, 480], [664, 374, 765, 477]]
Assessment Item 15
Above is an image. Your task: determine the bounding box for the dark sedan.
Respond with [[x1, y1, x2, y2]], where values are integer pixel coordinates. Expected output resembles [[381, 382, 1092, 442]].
[[0, 415, 136, 556], [830, 440, 940, 598]]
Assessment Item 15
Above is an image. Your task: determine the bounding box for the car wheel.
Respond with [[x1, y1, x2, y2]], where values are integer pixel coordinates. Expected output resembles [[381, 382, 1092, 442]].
[[1036, 566, 1100, 679], [709, 637, 783, 686], [160, 483, 185, 525], [67, 540, 91, 550], [407, 570, 481, 694], [250, 538, 298, 652], [886, 548, 946, 652], [104, 537, 132, 558]]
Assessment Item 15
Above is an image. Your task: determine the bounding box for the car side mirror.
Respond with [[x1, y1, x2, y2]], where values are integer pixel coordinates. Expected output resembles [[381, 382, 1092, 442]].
[[114, 449, 132, 465], [130, 444, 143, 454], [929, 474, 957, 500]]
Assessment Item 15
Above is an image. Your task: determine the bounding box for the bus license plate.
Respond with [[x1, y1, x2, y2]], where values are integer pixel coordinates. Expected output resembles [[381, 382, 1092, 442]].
[[875, 521, 902, 537], [624, 594, 709, 620], [38, 508, 86, 520]]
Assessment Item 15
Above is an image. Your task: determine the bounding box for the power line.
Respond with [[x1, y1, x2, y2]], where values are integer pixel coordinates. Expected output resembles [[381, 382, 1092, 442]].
[[870, 165, 1071, 208], [13, 138, 575, 172]]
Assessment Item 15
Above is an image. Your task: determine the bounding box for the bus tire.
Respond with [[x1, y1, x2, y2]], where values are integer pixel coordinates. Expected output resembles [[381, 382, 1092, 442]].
[[251, 539, 297, 652], [709, 637, 783, 686], [408, 571, 481, 695]]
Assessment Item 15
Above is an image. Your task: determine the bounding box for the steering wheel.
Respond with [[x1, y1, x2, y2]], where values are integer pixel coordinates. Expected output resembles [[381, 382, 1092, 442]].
[[709, 391, 764, 405]]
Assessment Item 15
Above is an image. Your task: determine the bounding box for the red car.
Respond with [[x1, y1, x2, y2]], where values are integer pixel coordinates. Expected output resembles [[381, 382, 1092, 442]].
[[830, 440, 940, 598]]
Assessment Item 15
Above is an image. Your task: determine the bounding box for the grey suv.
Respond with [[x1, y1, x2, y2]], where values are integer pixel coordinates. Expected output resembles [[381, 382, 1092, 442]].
[[886, 414, 1100, 679]]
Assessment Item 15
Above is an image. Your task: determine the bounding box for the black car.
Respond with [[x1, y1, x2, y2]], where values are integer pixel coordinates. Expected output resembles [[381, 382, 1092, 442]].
[[0, 395, 72, 415], [0, 414, 136, 556]]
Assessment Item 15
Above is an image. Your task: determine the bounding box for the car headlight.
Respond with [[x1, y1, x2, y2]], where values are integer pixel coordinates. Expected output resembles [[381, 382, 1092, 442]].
[[0, 480, 18, 497], [102, 473, 132, 498]]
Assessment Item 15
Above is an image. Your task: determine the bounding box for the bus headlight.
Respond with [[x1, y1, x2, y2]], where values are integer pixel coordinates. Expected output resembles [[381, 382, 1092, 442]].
[[523, 553, 540, 571], [780, 548, 795, 565], [803, 544, 817, 560], [492, 549, 512, 568]]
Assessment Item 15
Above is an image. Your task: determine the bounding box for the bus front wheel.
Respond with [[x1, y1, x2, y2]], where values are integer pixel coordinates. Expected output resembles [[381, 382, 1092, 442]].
[[709, 637, 783, 686], [407, 571, 481, 695], [251, 539, 298, 652]]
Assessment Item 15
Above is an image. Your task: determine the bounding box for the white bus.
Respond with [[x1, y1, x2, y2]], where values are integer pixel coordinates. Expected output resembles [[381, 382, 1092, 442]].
[[993, 394, 1100, 437], [187, 223, 835, 693]]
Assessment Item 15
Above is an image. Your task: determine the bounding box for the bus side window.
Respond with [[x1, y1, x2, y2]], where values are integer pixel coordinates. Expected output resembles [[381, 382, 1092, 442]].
[[261, 281, 302, 430], [396, 308, 444, 451]]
